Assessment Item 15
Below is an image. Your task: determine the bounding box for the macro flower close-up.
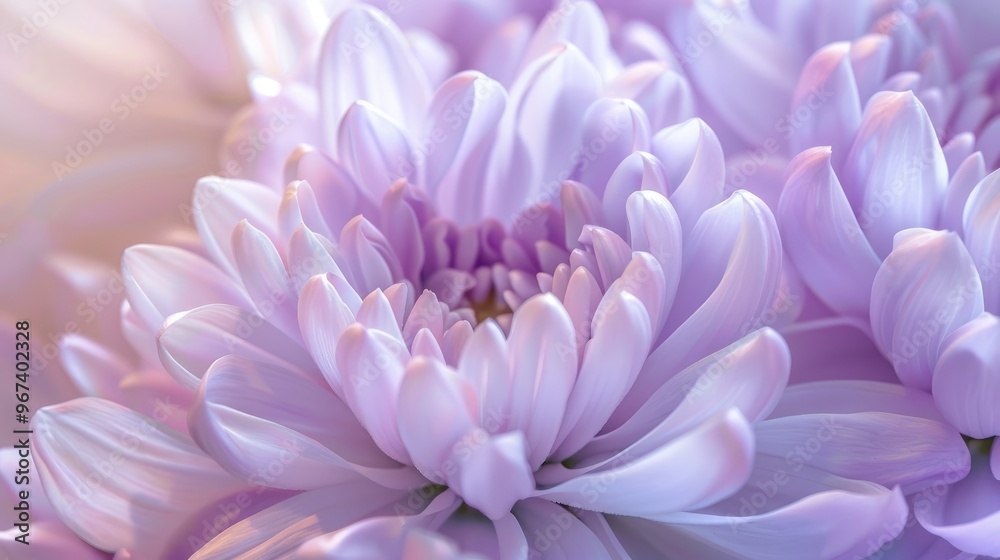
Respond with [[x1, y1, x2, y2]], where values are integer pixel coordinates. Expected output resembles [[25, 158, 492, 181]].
[[2, 0, 999, 559]]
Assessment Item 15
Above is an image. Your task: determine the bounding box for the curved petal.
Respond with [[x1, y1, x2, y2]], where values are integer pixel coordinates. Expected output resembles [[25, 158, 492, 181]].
[[552, 290, 651, 460], [788, 42, 862, 167], [335, 324, 410, 464], [232, 220, 298, 337], [939, 152, 985, 237], [122, 244, 251, 333], [336, 101, 417, 200], [619, 191, 781, 423], [843, 91, 948, 258], [318, 4, 431, 149], [422, 71, 507, 223], [190, 482, 407, 559], [871, 229, 984, 389], [157, 303, 313, 393], [483, 44, 602, 222], [602, 152, 669, 237], [536, 409, 753, 518], [33, 398, 245, 558], [651, 118, 725, 234], [778, 147, 882, 318], [589, 329, 788, 459], [506, 294, 578, 469], [573, 98, 651, 199], [962, 169, 1000, 314], [191, 176, 282, 278], [933, 313, 1000, 439], [917, 454, 1000, 557], [190, 355, 414, 491], [339, 215, 404, 296], [606, 61, 695, 132]]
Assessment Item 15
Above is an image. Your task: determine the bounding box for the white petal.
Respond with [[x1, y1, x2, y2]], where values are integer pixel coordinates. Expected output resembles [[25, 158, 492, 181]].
[[939, 151, 985, 237], [602, 152, 669, 236], [232, 220, 298, 337], [606, 61, 695, 131], [297, 273, 360, 396], [933, 313, 1000, 439], [573, 98, 651, 199]]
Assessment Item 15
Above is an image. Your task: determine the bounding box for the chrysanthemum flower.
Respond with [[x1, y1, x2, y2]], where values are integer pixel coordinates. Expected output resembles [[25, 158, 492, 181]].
[[24, 3, 971, 559]]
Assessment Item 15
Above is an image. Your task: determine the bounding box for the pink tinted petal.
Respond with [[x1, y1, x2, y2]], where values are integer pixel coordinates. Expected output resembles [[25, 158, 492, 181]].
[[606, 61, 695, 131], [788, 42, 862, 167], [122, 244, 251, 333], [335, 325, 410, 464], [573, 98, 651, 198], [933, 313, 1000, 439], [33, 398, 244, 558], [284, 146, 375, 236], [848, 34, 892, 102], [337, 101, 417, 200], [191, 176, 282, 277], [457, 320, 511, 430], [962, 169, 1000, 314], [232, 220, 298, 337], [553, 290, 651, 460], [871, 229, 984, 389], [190, 482, 406, 559], [339, 216, 404, 296], [537, 410, 753, 518], [602, 152, 669, 236], [506, 294, 578, 469], [917, 454, 1000, 557], [318, 5, 431, 148], [778, 147, 882, 318], [939, 152, 986, 237], [286, 224, 354, 292], [521, 0, 619, 78], [625, 191, 682, 328], [279, 180, 336, 245], [484, 44, 601, 222], [422, 72, 507, 223], [651, 118, 725, 234], [297, 273, 361, 396], [843, 91, 948, 258], [190, 356, 407, 490], [941, 133, 976, 178], [357, 289, 405, 343], [403, 290, 445, 346]]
